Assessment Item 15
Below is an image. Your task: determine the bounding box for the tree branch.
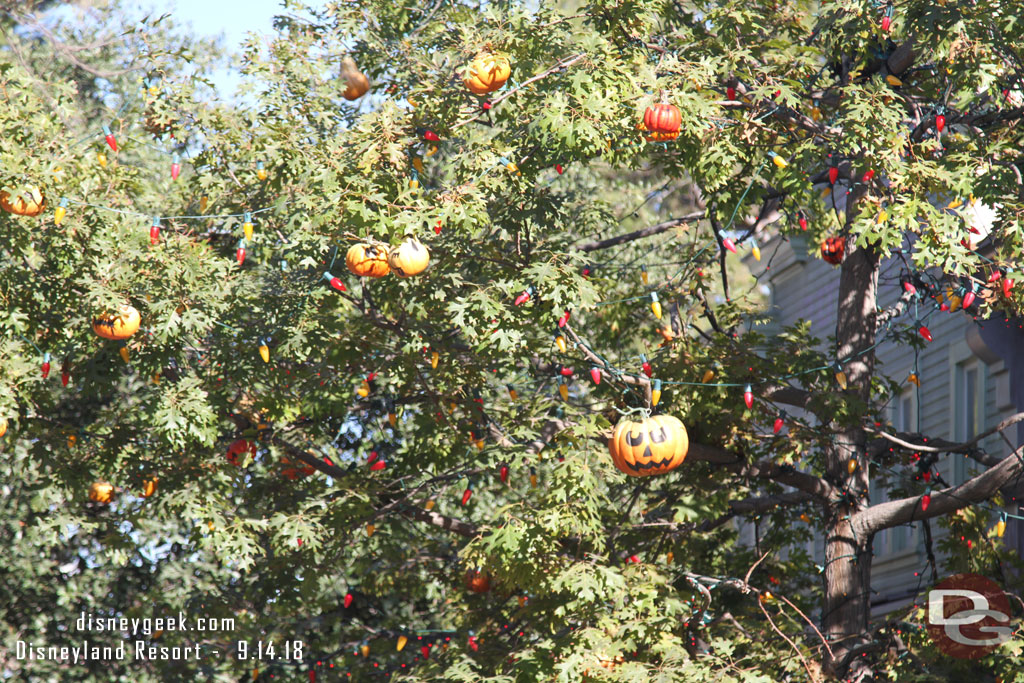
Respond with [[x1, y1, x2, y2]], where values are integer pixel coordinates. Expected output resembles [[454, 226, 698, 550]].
[[854, 443, 1024, 534], [575, 212, 702, 252]]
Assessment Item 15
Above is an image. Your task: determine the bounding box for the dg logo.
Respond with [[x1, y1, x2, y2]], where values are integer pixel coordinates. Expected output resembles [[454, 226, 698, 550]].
[[927, 573, 1014, 659]]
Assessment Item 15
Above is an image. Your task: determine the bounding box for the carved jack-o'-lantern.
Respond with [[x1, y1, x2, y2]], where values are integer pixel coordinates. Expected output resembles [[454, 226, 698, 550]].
[[608, 414, 688, 477], [1, 186, 46, 216], [346, 243, 391, 277], [821, 236, 846, 265], [92, 305, 141, 340], [387, 237, 430, 277]]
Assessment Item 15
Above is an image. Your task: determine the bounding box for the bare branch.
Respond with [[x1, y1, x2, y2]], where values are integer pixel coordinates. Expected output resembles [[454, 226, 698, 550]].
[[575, 212, 702, 252], [855, 443, 1024, 534]]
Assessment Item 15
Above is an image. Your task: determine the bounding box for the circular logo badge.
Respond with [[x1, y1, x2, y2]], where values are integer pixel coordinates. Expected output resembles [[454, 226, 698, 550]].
[[926, 573, 1012, 659]]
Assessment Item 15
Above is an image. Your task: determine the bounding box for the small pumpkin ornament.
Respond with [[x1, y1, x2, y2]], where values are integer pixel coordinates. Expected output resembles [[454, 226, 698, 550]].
[[340, 57, 370, 101], [89, 481, 115, 504], [642, 95, 682, 140], [1, 186, 46, 216], [142, 477, 158, 498], [820, 236, 846, 265], [387, 237, 430, 277], [465, 569, 492, 594], [463, 52, 511, 95], [92, 305, 141, 340], [608, 414, 688, 477], [345, 243, 391, 277]]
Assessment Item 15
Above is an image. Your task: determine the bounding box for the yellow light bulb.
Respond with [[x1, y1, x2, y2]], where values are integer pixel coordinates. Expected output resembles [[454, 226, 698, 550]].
[[243, 222, 253, 241], [666, 551, 674, 564], [876, 210, 887, 224], [651, 301, 662, 319], [508, 385, 517, 401], [357, 380, 370, 397], [651, 387, 662, 406], [835, 370, 848, 390], [397, 636, 408, 651], [409, 178, 419, 190], [641, 268, 649, 285], [558, 383, 568, 401], [800, 513, 810, 523], [425, 499, 436, 511], [200, 196, 208, 212], [365, 524, 375, 537], [702, 369, 714, 383], [555, 335, 567, 353], [412, 157, 424, 173], [388, 412, 397, 427], [907, 373, 920, 387], [474, 438, 484, 451], [152, 373, 160, 384], [259, 344, 270, 363], [752, 245, 761, 261], [425, 144, 438, 157], [54, 206, 66, 225], [119, 346, 130, 363], [431, 351, 439, 369], [530, 473, 538, 487], [361, 644, 370, 657], [67, 434, 77, 448], [848, 458, 858, 474], [772, 154, 788, 168], [996, 519, 1007, 538], [885, 75, 903, 87], [97, 152, 107, 168], [257, 168, 267, 181]]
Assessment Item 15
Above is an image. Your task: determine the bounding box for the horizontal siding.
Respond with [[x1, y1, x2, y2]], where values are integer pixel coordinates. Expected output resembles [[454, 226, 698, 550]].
[[750, 241, 1019, 609]]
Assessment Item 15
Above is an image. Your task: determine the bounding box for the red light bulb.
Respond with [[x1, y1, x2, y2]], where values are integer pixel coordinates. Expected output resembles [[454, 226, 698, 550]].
[[722, 238, 737, 254], [963, 289, 976, 308], [828, 166, 839, 184], [102, 125, 117, 152], [421, 645, 430, 659], [150, 218, 160, 246], [727, 85, 736, 100], [558, 310, 570, 327], [881, 15, 891, 31], [468, 636, 478, 651], [773, 416, 784, 434], [236, 240, 246, 265], [367, 451, 378, 464], [921, 493, 931, 512], [422, 130, 440, 142], [370, 460, 386, 471], [862, 169, 875, 183], [555, 164, 564, 174], [641, 361, 652, 377], [1003, 278, 1014, 297], [935, 115, 945, 133], [500, 465, 508, 484], [41, 357, 51, 379], [798, 215, 807, 231], [344, 593, 354, 608], [590, 367, 601, 384], [170, 153, 180, 180], [743, 384, 753, 409], [903, 281, 916, 295], [462, 488, 472, 506], [919, 326, 932, 342], [62, 369, 70, 387]]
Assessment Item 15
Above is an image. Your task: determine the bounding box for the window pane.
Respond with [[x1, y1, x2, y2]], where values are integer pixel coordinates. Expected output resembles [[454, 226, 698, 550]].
[[901, 397, 912, 432]]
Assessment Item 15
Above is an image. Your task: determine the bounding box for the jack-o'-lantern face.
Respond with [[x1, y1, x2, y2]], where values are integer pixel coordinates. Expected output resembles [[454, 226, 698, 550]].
[[608, 414, 688, 477]]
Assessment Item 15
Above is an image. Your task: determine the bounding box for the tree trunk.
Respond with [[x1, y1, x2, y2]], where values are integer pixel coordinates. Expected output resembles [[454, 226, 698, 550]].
[[822, 209, 880, 676]]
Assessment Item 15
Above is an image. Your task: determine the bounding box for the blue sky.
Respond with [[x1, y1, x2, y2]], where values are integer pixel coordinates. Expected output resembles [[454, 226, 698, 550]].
[[152, 0, 285, 95]]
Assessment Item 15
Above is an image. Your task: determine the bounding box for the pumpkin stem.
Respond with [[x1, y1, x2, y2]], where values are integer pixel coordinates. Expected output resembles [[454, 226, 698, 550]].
[[659, 89, 668, 105]]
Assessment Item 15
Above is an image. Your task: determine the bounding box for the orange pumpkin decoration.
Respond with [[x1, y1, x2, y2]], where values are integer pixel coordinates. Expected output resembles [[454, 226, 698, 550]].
[[637, 121, 679, 142], [387, 237, 430, 277], [92, 305, 141, 340], [89, 481, 115, 504], [346, 243, 391, 277], [142, 477, 158, 497], [821, 236, 846, 265], [465, 569, 492, 593], [0, 417, 7, 438], [643, 101, 682, 138], [464, 53, 511, 95], [608, 414, 688, 477], [341, 57, 370, 101], [1, 186, 46, 216]]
